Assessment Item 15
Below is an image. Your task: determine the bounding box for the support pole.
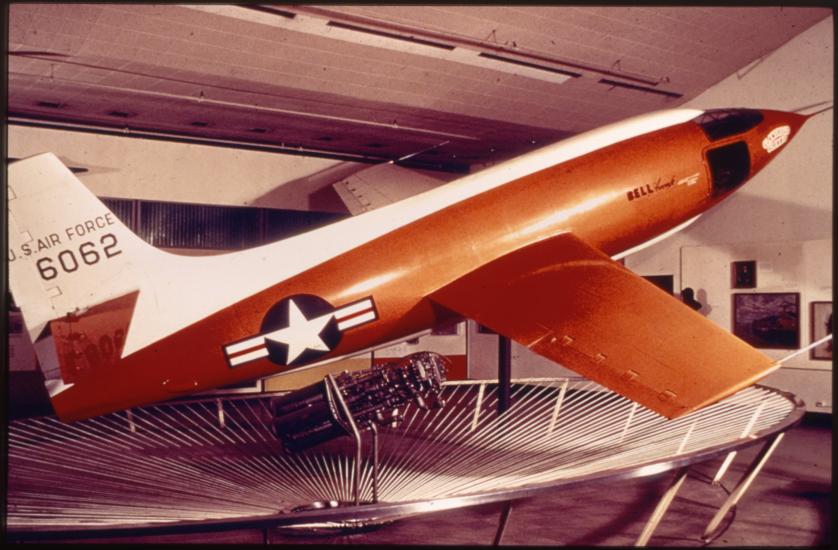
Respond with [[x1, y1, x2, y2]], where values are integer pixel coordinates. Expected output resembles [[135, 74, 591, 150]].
[[702, 433, 785, 542], [635, 467, 689, 547], [325, 374, 364, 506], [371, 423, 380, 504], [498, 335, 512, 414], [493, 501, 513, 546], [712, 401, 766, 484], [495, 336, 513, 544]]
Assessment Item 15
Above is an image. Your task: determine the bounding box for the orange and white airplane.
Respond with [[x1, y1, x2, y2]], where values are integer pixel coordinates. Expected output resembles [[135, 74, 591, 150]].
[[8, 107, 810, 422]]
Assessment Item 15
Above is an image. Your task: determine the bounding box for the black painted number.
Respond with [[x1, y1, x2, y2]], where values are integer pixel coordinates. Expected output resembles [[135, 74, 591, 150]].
[[58, 250, 79, 273], [79, 242, 100, 265], [101, 233, 122, 258], [35, 233, 123, 281], [36, 258, 59, 281]]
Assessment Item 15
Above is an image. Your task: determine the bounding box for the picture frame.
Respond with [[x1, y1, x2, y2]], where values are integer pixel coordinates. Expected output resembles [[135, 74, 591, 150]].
[[810, 301, 832, 361], [732, 292, 800, 349], [731, 260, 757, 289], [642, 274, 674, 295]]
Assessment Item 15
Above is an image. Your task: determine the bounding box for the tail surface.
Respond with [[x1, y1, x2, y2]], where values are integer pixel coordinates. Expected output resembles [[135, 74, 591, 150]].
[[8, 153, 163, 397]]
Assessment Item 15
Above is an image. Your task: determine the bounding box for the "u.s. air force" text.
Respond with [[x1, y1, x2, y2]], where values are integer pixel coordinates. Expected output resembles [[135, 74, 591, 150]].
[[8, 213, 124, 280]]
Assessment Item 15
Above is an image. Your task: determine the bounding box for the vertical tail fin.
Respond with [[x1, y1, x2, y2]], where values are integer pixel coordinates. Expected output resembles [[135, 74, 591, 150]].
[[8, 153, 161, 397]]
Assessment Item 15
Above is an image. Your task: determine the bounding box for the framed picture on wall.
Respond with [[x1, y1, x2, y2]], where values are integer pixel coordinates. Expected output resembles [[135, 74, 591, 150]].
[[642, 274, 674, 295], [810, 301, 832, 361], [731, 260, 757, 289], [732, 293, 800, 349]]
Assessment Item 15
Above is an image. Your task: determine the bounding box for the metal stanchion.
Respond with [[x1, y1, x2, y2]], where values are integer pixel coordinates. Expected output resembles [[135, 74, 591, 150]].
[[702, 433, 786, 542], [371, 423, 380, 504], [494, 335, 514, 544], [635, 467, 690, 547], [498, 336, 512, 414], [325, 374, 365, 506]]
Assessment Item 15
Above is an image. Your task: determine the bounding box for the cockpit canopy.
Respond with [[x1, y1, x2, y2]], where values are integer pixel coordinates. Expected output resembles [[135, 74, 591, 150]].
[[694, 109, 764, 141]]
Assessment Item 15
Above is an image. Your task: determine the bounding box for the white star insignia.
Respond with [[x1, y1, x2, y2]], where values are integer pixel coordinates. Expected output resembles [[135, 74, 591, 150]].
[[263, 299, 334, 364]]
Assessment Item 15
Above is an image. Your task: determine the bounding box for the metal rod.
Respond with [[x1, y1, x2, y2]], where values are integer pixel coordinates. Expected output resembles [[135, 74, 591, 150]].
[[675, 422, 695, 455], [547, 380, 568, 435], [472, 383, 486, 431], [371, 423, 380, 504], [620, 402, 638, 443], [712, 400, 765, 484], [712, 451, 737, 485], [776, 334, 832, 364], [125, 410, 136, 433], [498, 336, 512, 414], [216, 399, 225, 429], [325, 374, 364, 506], [493, 501, 513, 546], [635, 467, 689, 547], [702, 433, 785, 542]]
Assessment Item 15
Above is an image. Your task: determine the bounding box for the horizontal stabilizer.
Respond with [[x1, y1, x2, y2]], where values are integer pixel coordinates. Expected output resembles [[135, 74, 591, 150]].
[[332, 163, 447, 215], [429, 232, 777, 418]]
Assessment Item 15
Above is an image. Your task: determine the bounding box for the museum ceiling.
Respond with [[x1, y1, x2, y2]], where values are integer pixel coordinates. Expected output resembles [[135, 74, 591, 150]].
[[7, 4, 831, 173]]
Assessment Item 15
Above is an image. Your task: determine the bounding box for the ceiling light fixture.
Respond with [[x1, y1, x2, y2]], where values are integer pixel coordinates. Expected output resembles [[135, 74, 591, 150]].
[[478, 53, 581, 78]]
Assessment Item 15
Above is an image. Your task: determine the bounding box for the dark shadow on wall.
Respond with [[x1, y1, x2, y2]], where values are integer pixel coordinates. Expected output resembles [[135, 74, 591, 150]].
[[688, 193, 831, 244], [682, 193, 831, 279], [249, 162, 365, 213]]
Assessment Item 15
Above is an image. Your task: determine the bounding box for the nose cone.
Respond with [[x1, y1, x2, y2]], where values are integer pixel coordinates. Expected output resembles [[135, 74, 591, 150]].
[[747, 109, 810, 175]]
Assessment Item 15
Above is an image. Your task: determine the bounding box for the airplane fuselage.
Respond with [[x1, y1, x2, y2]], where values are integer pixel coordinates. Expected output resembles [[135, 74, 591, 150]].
[[43, 107, 806, 420]]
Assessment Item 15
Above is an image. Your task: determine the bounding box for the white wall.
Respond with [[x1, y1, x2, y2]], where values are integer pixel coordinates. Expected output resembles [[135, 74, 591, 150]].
[[8, 124, 356, 211], [624, 16, 833, 412]]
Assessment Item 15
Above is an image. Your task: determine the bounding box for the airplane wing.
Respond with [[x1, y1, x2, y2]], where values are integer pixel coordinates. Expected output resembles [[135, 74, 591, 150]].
[[428, 232, 778, 419]]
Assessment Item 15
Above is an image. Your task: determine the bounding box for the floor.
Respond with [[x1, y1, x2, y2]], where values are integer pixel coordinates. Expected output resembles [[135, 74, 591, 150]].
[[9, 413, 830, 546]]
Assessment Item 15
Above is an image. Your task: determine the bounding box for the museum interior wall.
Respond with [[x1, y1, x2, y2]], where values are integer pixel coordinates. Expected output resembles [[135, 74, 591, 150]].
[[8, 124, 359, 212]]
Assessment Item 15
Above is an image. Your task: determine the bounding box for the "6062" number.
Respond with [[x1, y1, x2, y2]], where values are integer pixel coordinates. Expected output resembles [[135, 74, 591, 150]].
[[36, 233, 122, 281]]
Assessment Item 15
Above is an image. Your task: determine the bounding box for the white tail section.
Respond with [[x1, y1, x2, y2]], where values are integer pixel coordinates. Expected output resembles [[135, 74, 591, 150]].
[[8, 153, 163, 344]]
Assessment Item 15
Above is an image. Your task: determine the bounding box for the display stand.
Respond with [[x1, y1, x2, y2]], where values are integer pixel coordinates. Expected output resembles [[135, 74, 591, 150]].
[[6, 380, 804, 542]]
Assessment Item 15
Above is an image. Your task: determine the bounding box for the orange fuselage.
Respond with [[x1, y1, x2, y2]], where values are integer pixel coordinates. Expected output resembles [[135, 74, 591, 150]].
[[50, 109, 806, 420]]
